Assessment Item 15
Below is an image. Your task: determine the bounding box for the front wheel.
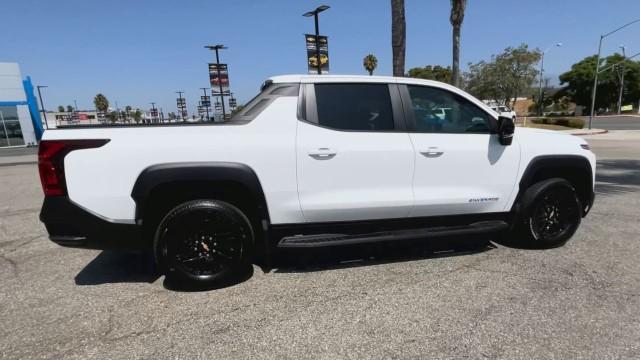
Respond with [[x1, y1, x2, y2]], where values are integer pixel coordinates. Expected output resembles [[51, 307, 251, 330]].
[[512, 178, 582, 248], [154, 200, 253, 290]]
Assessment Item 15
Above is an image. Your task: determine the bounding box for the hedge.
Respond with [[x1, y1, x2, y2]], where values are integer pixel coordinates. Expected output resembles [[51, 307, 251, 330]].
[[530, 117, 585, 129]]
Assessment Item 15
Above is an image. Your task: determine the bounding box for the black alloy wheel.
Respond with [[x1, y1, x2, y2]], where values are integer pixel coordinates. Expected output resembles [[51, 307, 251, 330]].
[[529, 186, 580, 242], [154, 200, 253, 289], [519, 178, 582, 248]]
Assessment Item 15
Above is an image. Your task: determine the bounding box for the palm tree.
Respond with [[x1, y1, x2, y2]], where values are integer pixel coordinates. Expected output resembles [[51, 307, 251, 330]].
[[391, 0, 406, 77], [57, 105, 65, 112], [363, 54, 378, 75], [93, 94, 109, 114], [450, 0, 467, 87]]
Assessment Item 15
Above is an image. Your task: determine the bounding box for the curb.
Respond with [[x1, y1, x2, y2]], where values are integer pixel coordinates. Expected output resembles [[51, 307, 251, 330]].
[[0, 161, 38, 167], [570, 129, 609, 136]]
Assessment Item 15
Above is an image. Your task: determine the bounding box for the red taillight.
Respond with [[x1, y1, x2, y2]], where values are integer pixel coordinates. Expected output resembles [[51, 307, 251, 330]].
[[38, 139, 110, 196]]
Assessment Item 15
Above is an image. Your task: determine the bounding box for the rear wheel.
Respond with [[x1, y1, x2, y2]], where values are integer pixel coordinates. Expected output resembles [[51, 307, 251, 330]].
[[512, 178, 582, 248], [154, 200, 253, 289]]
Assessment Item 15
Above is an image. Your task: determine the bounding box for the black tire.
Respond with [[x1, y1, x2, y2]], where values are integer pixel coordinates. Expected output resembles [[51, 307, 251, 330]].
[[512, 178, 582, 248], [153, 200, 253, 290]]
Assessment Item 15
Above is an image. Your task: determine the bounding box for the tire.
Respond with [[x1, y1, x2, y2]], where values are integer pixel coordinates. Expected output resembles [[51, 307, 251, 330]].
[[153, 199, 253, 290], [512, 178, 582, 248]]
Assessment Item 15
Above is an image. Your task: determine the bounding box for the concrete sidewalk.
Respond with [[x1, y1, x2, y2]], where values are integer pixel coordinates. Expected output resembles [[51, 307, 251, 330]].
[[0, 147, 37, 166], [560, 128, 608, 136]]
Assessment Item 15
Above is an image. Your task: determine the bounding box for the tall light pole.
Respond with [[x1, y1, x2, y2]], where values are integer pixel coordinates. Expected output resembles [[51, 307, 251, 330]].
[[303, 5, 330, 75], [200, 87, 211, 121], [589, 18, 640, 129], [537, 42, 562, 116], [74, 99, 79, 112], [36, 85, 49, 130], [617, 45, 627, 115], [204, 44, 228, 120]]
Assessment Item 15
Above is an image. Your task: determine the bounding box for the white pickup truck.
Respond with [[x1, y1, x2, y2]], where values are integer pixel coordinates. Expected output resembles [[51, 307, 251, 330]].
[[39, 75, 596, 288]]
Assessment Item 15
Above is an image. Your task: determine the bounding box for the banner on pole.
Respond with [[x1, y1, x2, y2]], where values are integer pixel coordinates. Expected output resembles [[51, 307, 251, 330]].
[[305, 34, 329, 74], [209, 64, 230, 94]]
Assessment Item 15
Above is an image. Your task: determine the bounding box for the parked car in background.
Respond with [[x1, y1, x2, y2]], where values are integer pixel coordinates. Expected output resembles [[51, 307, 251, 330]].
[[490, 105, 517, 120]]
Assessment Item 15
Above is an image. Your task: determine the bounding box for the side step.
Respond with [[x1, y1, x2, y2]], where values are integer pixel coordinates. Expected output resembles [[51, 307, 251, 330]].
[[277, 221, 508, 248]]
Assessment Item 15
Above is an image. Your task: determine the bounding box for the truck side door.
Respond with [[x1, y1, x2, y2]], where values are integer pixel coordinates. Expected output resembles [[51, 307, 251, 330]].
[[296, 82, 415, 223], [399, 84, 521, 217]]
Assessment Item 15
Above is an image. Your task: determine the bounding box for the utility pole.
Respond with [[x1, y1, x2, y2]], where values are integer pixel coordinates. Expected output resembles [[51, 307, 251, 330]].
[[617, 45, 627, 114], [176, 91, 185, 121], [537, 43, 562, 117], [74, 99, 79, 112], [303, 5, 330, 75], [150, 102, 156, 123], [590, 18, 640, 129], [200, 87, 211, 121], [204, 45, 228, 120], [36, 85, 49, 130]]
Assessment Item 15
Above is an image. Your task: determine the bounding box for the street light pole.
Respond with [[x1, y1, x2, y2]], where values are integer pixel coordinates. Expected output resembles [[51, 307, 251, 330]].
[[36, 85, 49, 130], [303, 5, 330, 75], [617, 45, 627, 115], [537, 43, 562, 117], [589, 18, 640, 129], [204, 45, 228, 121], [200, 87, 210, 121]]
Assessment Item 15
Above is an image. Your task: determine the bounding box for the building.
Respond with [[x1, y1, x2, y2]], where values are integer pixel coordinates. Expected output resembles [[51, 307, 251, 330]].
[[46, 110, 100, 127], [0, 63, 42, 148]]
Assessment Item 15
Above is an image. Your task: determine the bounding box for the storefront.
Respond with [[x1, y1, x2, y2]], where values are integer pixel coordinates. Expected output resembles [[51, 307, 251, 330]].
[[0, 63, 41, 148]]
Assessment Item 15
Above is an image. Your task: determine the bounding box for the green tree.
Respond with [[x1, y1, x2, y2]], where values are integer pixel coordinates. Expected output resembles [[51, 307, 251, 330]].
[[57, 105, 65, 112], [391, 0, 406, 77], [132, 109, 142, 124], [407, 65, 452, 83], [465, 44, 541, 107], [66, 105, 74, 112], [93, 93, 109, 114], [449, 0, 467, 87], [557, 53, 640, 110], [363, 54, 378, 75], [107, 111, 118, 123]]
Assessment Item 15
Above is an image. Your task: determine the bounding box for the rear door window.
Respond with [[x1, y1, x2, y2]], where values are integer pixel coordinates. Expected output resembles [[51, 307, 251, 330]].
[[314, 84, 395, 131]]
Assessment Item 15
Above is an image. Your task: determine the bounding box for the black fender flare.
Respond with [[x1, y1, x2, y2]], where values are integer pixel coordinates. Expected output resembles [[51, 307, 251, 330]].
[[130, 162, 270, 226], [512, 155, 593, 216]]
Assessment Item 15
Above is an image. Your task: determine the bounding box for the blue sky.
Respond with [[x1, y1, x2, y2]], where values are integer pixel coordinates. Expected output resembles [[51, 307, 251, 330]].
[[4, 0, 640, 113]]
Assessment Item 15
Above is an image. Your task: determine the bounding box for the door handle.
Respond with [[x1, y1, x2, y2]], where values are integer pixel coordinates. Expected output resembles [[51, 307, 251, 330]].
[[308, 148, 337, 160], [420, 147, 444, 158]]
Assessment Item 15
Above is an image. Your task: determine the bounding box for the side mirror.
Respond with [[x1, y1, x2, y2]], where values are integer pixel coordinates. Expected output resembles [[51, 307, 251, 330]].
[[497, 116, 515, 146]]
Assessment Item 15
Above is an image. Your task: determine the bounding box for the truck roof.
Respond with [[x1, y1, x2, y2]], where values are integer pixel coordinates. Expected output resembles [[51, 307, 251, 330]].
[[268, 74, 455, 88]]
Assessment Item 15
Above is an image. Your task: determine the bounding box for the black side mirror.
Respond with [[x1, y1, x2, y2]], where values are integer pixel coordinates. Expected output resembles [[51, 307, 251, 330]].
[[497, 116, 515, 146]]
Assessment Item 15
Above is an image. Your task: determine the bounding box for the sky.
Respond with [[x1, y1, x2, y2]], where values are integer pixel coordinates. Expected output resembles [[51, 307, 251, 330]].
[[3, 0, 640, 114]]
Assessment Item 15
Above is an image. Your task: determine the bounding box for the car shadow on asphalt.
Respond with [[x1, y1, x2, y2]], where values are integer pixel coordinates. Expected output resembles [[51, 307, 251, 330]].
[[273, 237, 496, 273], [595, 159, 640, 196], [74, 251, 160, 285]]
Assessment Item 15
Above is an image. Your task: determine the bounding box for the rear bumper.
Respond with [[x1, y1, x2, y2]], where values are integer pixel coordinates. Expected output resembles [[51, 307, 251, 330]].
[[40, 197, 147, 251]]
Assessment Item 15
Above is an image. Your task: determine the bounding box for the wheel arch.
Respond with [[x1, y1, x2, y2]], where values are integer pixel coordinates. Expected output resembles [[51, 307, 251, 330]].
[[513, 155, 594, 216], [131, 162, 271, 264]]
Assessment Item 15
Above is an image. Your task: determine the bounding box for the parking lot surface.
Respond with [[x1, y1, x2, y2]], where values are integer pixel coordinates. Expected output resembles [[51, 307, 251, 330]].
[[1, 131, 639, 359]]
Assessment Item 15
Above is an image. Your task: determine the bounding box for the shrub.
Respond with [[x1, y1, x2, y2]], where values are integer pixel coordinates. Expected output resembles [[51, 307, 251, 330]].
[[531, 117, 584, 129]]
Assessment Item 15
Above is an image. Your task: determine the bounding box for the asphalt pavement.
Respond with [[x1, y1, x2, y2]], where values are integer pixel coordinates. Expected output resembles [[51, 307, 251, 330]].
[[0, 131, 639, 359], [582, 115, 640, 130]]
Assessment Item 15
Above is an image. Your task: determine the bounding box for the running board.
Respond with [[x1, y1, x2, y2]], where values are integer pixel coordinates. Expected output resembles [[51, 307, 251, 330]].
[[277, 221, 508, 248]]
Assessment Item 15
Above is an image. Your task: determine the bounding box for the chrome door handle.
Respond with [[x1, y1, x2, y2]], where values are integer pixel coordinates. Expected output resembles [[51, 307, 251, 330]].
[[420, 147, 444, 158], [308, 148, 337, 160]]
